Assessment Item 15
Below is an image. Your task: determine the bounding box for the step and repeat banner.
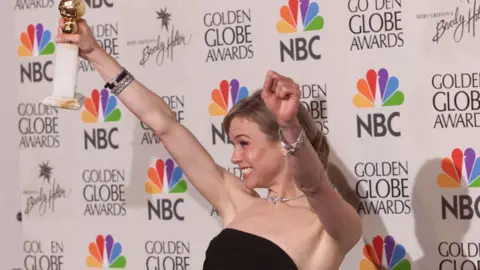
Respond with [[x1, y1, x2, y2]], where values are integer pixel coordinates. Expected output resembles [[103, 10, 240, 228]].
[[2, 0, 22, 269], [13, 0, 480, 269]]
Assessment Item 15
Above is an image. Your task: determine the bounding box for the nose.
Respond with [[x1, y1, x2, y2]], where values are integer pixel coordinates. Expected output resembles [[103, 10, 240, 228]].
[[231, 147, 242, 165]]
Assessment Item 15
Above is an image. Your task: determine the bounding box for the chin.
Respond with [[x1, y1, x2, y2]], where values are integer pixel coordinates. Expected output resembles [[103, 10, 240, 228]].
[[243, 174, 258, 190]]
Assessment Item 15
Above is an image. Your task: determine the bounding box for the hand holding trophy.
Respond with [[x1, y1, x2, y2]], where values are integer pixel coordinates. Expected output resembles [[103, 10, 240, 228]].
[[41, 0, 86, 110]]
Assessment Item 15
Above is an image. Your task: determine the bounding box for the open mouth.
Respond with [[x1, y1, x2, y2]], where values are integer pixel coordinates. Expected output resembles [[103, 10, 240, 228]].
[[241, 167, 253, 177]]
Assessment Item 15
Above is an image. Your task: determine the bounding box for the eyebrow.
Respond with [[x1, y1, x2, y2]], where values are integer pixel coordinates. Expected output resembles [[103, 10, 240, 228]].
[[234, 134, 251, 139]]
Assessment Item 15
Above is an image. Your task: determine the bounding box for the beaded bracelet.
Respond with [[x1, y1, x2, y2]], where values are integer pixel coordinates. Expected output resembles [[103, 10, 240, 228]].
[[278, 127, 306, 155]]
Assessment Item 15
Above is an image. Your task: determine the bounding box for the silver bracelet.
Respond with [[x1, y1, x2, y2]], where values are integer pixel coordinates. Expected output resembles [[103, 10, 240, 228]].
[[111, 71, 134, 96], [279, 127, 306, 155], [104, 67, 125, 90]]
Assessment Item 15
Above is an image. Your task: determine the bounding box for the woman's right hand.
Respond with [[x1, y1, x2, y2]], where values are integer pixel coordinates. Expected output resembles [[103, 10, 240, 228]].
[[56, 18, 103, 60]]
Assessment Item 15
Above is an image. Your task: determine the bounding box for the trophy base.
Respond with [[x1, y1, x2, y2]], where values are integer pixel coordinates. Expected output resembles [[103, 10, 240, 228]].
[[40, 93, 86, 110]]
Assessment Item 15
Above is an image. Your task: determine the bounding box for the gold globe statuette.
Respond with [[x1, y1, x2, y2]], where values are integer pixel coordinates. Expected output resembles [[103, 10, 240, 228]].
[[59, 0, 86, 34], [40, 0, 87, 110]]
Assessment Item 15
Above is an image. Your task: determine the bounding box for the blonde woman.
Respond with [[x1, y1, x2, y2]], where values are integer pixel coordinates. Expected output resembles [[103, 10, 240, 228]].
[[56, 18, 362, 270]]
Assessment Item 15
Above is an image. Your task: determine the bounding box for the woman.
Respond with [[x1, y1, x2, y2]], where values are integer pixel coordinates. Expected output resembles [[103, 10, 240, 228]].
[[56, 18, 362, 269]]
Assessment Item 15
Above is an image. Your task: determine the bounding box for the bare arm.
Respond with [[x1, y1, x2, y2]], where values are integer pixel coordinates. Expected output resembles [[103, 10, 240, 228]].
[[262, 71, 362, 250], [261, 70, 362, 250], [88, 49, 233, 216], [282, 119, 362, 251]]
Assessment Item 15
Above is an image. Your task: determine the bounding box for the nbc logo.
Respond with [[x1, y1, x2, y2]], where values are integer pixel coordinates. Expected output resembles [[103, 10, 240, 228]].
[[354, 68, 404, 138], [84, 0, 114, 9], [18, 23, 55, 57], [208, 79, 249, 116], [353, 68, 404, 108], [277, 0, 324, 33], [438, 148, 480, 188], [82, 89, 122, 123], [146, 158, 187, 221], [277, 0, 324, 62], [146, 158, 188, 194], [208, 79, 249, 145], [360, 235, 411, 270], [82, 89, 122, 150], [86, 234, 126, 268], [438, 148, 480, 220], [18, 23, 55, 83]]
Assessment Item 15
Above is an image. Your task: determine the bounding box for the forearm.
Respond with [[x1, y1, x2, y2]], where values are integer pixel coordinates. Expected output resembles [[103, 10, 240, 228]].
[[282, 121, 361, 246], [280, 120, 327, 194], [88, 49, 176, 135], [86, 51, 231, 214]]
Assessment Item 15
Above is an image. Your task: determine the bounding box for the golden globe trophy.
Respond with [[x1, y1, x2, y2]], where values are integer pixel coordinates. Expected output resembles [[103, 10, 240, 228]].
[[41, 0, 86, 110]]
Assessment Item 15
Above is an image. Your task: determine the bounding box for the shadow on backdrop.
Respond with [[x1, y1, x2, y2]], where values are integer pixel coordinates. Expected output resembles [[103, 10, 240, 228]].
[[125, 119, 224, 227], [327, 147, 389, 241], [125, 121, 158, 209], [303, 88, 391, 267], [412, 158, 471, 269]]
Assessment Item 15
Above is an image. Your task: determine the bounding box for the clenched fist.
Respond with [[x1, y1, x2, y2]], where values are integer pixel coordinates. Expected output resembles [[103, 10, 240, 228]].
[[261, 71, 301, 128]]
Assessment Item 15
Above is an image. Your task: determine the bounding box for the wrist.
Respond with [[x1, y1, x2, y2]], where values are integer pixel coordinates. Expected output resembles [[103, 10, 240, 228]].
[[279, 121, 305, 155], [87, 48, 123, 83], [279, 119, 301, 144], [87, 46, 111, 65]]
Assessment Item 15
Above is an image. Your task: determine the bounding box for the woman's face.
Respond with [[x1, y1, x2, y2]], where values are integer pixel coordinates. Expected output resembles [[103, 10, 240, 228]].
[[228, 117, 286, 189]]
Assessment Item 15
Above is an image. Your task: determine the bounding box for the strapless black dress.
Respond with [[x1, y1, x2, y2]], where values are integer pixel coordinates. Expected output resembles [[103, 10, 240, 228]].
[[203, 228, 299, 270]]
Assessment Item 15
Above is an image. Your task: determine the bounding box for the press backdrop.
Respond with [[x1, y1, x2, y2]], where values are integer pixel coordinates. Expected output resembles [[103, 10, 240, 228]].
[[13, 0, 480, 269]]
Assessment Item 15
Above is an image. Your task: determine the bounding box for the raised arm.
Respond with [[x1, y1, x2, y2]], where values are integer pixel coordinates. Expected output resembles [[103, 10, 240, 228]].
[[261, 71, 362, 251], [282, 119, 362, 250], [56, 19, 233, 216]]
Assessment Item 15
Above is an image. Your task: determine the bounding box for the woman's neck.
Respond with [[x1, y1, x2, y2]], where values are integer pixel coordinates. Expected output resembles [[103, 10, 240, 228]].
[[267, 178, 303, 199]]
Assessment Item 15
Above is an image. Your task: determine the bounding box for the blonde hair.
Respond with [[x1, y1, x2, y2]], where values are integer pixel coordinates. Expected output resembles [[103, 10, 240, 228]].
[[223, 89, 330, 168]]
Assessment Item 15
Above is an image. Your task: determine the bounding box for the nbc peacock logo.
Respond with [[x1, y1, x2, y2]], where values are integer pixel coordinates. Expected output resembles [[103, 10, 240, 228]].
[[276, 0, 324, 34], [146, 158, 187, 221], [360, 235, 411, 270], [82, 89, 122, 150], [277, 0, 323, 62], [82, 89, 122, 123], [438, 148, 480, 188], [18, 23, 55, 57], [208, 79, 249, 116], [145, 158, 188, 194], [86, 234, 126, 268], [208, 79, 249, 145], [353, 68, 405, 108], [354, 68, 404, 138], [18, 23, 55, 83]]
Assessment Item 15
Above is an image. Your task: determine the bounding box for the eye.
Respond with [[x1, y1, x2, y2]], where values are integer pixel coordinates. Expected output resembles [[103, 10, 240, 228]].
[[239, 141, 249, 147]]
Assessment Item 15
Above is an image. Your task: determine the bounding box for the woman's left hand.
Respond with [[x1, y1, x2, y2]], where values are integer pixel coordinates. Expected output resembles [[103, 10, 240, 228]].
[[261, 71, 301, 128]]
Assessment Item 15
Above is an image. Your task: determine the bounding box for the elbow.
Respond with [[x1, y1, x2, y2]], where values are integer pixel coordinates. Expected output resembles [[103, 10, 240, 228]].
[[352, 213, 363, 245], [343, 209, 363, 251], [327, 201, 362, 252]]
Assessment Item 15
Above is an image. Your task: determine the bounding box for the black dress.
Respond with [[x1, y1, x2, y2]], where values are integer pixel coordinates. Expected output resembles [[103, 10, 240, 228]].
[[203, 228, 299, 270]]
